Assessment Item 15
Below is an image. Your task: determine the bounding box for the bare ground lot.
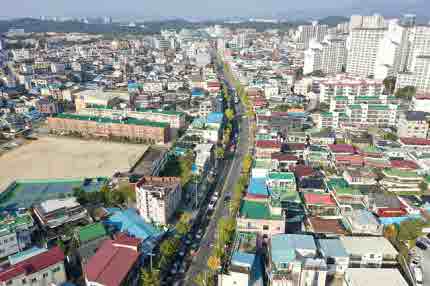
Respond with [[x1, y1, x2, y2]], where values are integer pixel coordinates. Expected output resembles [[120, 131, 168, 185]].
[[0, 136, 148, 191]]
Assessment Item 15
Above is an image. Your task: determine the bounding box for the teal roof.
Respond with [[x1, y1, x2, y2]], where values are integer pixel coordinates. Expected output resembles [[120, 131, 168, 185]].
[[268, 172, 295, 181], [78, 222, 107, 243], [239, 200, 282, 220], [135, 108, 184, 116], [271, 234, 316, 268], [368, 104, 391, 111], [55, 113, 168, 128]]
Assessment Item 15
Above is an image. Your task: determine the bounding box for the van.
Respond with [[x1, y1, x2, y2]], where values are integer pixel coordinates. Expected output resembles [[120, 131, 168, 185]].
[[413, 266, 423, 285]]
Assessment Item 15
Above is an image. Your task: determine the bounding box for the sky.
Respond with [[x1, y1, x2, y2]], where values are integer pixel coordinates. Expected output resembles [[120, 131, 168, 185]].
[[1, 0, 428, 20]]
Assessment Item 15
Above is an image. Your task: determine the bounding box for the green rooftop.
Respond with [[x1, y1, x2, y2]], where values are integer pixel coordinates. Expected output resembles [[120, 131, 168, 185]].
[[334, 96, 348, 101], [268, 172, 295, 181], [239, 200, 282, 220], [368, 104, 391, 111], [361, 145, 382, 153], [320, 112, 333, 118], [355, 96, 380, 101], [253, 159, 272, 169], [327, 178, 349, 190], [78, 222, 107, 243], [383, 168, 419, 178], [348, 104, 362, 110], [0, 212, 33, 233], [334, 187, 363, 196], [55, 113, 169, 128]]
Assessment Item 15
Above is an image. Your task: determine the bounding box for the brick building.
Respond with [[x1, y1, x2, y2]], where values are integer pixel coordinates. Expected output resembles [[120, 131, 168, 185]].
[[47, 113, 169, 143]]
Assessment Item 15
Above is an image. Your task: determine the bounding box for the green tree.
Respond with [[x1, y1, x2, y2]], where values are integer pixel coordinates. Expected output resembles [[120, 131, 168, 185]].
[[395, 86, 416, 100], [419, 181, 428, 192], [140, 268, 160, 286], [273, 104, 291, 112], [194, 272, 214, 286], [176, 212, 192, 236], [215, 147, 225, 160], [383, 76, 396, 94], [159, 237, 179, 267], [383, 132, 398, 141], [397, 219, 425, 242], [207, 255, 221, 272], [225, 108, 234, 121], [73, 187, 88, 204]]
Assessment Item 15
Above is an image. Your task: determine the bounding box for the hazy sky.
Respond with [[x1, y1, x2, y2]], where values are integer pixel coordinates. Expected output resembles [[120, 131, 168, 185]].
[[1, 0, 428, 20]]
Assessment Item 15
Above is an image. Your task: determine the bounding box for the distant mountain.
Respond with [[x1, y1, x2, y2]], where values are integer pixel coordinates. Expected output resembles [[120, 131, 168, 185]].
[[318, 16, 349, 26]]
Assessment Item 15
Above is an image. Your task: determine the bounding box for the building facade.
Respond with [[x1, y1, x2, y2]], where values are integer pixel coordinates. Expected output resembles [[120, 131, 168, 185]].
[[136, 176, 182, 225]]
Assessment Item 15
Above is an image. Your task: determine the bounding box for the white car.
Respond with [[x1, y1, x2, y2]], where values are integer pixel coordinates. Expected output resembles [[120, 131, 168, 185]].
[[208, 200, 216, 210], [413, 266, 423, 286]]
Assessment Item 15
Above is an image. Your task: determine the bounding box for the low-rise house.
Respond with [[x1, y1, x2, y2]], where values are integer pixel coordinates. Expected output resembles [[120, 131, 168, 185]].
[[342, 169, 377, 185], [237, 200, 284, 240], [344, 209, 383, 236], [317, 238, 349, 275], [0, 246, 66, 286], [269, 234, 326, 286], [307, 217, 346, 235], [33, 198, 88, 229], [219, 252, 263, 286], [0, 211, 34, 259], [271, 153, 298, 171], [74, 223, 109, 264], [399, 137, 430, 151], [340, 236, 398, 268], [255, 140, 282, 159], [380, 168, 423, 192], [135, 176, 182, 225], [303, 193, 339, 217], [84, 234, 141, 286]]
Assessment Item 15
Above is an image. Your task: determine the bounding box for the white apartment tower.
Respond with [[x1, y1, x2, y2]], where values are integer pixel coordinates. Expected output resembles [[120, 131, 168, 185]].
[[346, 15, 387, 78], [296, 21, 328, 49], [304, 37, 346, 75]]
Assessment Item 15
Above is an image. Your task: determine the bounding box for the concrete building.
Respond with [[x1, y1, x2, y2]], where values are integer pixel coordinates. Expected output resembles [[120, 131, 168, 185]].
[[340, 236, 398, 268], [345, 103, 397, 129], [317, 239, 349, 275], [33, 198, 88, 229], [296, 22, 329, 49], [346, 27, 386, 77], [411, 94, 430, 113], [344, 268, 408, 286], [319, 75, 384, 104], [304, 37, 346, 75], [136, 176, 182, 225], [0, 211, 34, 259], [47, 113, 170, 144], [397, 111, 429, 139], [0, 246, 66, 286], [396, 55, 430, 93], [79, 106, 186, 130]]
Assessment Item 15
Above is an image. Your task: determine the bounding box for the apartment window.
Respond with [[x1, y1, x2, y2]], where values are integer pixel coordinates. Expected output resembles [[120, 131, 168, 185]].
[[43, 273, 49, 278], [31, 278, 37, 283], [22, 278, 27, 284], [6, 280, 12, 285], [52, 266, 61, 273], [263, 225, 269, 230]]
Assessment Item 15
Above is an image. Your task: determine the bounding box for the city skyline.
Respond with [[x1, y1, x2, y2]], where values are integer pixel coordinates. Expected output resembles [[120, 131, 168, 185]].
[[1, 0, 429, 21]]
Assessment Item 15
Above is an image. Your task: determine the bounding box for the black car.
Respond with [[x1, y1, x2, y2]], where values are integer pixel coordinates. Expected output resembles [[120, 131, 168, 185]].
[[416, 240, 428, 250]]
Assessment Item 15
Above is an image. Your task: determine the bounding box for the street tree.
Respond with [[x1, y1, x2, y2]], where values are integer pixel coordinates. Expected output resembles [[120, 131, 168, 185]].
[[215, 147, 225, 160], [140, 268, 160, 286], [395, 86, 416, 100], [419, 181, 428, 192], [383, 224, 397, 240], [207, 255, 221, 272], [176, 212, 192, 236], [383, 76, 396, 94], [225, 108, 234, 122]]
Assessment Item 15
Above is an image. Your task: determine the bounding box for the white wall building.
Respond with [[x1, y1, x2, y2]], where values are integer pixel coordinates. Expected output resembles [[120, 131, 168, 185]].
[[136, 176, 182, 225]]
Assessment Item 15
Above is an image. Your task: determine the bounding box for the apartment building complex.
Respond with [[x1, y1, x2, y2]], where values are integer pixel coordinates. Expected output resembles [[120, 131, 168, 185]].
[[136, 176, 182, 225], [47, 113, 170, 143], [296, 22, 329, 49], [397, 111, 429, 139]]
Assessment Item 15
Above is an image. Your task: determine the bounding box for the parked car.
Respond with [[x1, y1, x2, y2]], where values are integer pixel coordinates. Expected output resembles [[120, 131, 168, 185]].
[[413, 266, 423, 286], [416, 239, 428, 250]]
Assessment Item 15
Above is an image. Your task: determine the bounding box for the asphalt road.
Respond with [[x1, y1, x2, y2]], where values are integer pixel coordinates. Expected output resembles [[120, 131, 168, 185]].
[[183, 91, 250, 285]]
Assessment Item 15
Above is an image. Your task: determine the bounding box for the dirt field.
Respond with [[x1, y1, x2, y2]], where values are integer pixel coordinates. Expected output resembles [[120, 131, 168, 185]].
[[0, 137, 148, 191]]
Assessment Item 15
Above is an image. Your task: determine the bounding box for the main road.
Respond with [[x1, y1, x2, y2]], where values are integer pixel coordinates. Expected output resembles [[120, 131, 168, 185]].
[[183, 76, 251, 285]]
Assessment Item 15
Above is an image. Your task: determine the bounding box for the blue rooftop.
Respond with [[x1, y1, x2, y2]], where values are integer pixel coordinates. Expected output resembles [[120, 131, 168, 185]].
[[105, 208, 162, 241], [191, 88, 205, 97], [317, 239, 348, 258], [247, 177, 269, 197], [207, 112, 224, 124], [232, 252, 255, 268], [271, 234, 316, 268]]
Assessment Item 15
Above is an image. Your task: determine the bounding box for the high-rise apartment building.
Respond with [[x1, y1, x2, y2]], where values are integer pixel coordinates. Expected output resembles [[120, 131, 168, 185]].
[[296, 21, 328, 49], [304, 37, 347, 75]]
